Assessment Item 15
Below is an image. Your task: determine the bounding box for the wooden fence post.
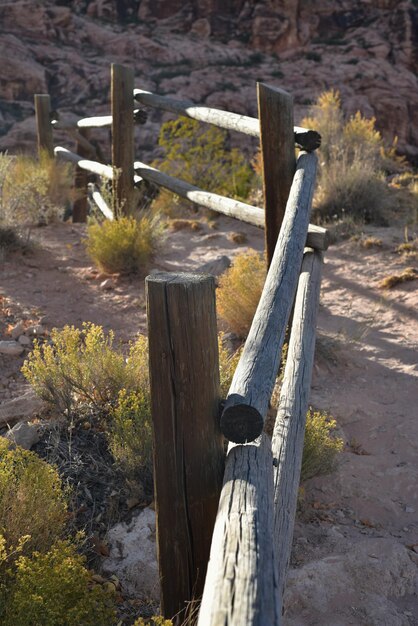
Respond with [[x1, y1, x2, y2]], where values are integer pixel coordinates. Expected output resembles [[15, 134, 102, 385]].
[[72, 128, 90, 223], [34, 94, 54, 159], [146, 272, 225, 622], [257, 83, 296, 267], [111, 63, 134, 215]]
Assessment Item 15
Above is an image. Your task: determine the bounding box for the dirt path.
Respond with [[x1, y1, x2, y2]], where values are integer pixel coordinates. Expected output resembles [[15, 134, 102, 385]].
[[1, 218, 417, 624]]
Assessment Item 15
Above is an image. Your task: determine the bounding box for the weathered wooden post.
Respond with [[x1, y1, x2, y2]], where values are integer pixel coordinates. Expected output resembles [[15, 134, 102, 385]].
[[257, 83, 296, 267], [34, 94, 54, 159], [111, 63, 134, 215], [146, 272, 225, 622], [72, 128, 90, 223]]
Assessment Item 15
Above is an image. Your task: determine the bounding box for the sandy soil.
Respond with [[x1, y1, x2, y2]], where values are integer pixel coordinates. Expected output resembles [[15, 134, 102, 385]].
[[0, 216, 417, 624]]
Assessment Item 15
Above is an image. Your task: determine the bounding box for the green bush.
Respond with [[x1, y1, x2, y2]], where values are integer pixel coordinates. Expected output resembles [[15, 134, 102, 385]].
[[152, 117, 255, 215], [217, 250, 266, 337], [301, 409, 344, 482], [86, 214, 164, 275], [108, 388, 152, 477], [0, 438, 68, 559], [302, 90, 401, 224], [22, 323, 150, 416], [1, 540, 116, 626]]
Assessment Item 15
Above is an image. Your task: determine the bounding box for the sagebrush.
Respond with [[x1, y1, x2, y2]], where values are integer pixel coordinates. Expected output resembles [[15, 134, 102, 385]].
[[301, 409, 344, 482], [1, 539, 116, 626], [0, 438, 68, 559], [86, 214, 164, 274]]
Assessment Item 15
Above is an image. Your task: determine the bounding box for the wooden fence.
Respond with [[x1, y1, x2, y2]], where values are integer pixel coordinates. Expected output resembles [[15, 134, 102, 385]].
[[35, 63, 327, 625]]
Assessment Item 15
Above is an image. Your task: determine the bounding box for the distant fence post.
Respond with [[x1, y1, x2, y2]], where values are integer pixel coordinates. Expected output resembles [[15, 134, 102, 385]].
[[72, 128, 90, 223], [34, 94, 54, 159], [257, 83, 296, 267], [146, 272, 225, 622], [111, 63, 134, 215]]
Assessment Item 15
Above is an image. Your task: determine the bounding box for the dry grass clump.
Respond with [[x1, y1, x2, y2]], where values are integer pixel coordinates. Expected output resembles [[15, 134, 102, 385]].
[[378, 267, 418, 289], [0, 151, 73, 227], [302, 91, 403, 225], [301, 409, 344, 482], [86, 214, 164, 275], [228, 231, 248, 244], [217, 250, 266, 337], [359, 236, 383, 249], [169, 218, 201, 232]]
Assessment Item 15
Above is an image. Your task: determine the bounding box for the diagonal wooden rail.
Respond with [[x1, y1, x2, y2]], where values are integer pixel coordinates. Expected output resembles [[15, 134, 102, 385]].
[[220, 151, 317, 444]]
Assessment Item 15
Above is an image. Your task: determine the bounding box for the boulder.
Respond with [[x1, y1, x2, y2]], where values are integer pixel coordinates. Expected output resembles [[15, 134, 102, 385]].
[[195, 255, 231, 277], [101, 507, 159, 601], [0, 341, 24, 356], [0, 389, 45, 426], [4, 421, 40, 450]]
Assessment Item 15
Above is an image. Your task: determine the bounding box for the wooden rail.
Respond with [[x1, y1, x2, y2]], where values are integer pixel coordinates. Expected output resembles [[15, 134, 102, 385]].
[[133, 88, 320, 152], [272, 248, 323, 606], [220, 151, 317, 444], [198, 434, 280, 626]]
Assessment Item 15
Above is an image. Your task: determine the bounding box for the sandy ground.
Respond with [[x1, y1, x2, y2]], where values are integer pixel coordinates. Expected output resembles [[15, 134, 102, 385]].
[[0, 216, 417, 624]]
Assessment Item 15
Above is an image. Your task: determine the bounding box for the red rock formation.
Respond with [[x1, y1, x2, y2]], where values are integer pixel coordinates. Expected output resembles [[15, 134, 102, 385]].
[[0, 0, 417, 162]]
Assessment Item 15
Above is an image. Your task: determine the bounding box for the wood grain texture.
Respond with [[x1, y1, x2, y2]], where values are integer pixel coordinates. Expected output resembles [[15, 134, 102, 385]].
[[146, 273, 225, 621], [272, 249, 323, 606], [54, 147, 114, 179], [111, 64, 134, 214], [134, 89, 321, 152], [134, 160, 328, 250], [198, 433, 280, 626], [220, 151, 318, 444], [34, 94, 54, 158], [257, 83, 296, 267]]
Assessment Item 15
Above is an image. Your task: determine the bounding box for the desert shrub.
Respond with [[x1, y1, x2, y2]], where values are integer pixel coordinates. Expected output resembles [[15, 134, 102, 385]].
[[302, 90, 400, 224], [217, 250, 266, 337], [300, 409, 344, 482], [1, 540, 116, 626], [0, 438, 68, 558], [378, 266, 418, 289], [0, 151, 73, 227], [133, 617, 173, 626], [153, 117, 255, 215], [108, 388, 152, 477], [86, 213, 164, 274], [22, 323, 149, 416]]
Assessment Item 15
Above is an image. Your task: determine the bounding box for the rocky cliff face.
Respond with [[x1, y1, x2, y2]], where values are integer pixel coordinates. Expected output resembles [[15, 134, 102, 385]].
[[0, 0, 417, 163]]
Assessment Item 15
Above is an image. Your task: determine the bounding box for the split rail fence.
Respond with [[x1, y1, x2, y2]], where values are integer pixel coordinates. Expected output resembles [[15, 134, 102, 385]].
[[35, 63, 328, 625]]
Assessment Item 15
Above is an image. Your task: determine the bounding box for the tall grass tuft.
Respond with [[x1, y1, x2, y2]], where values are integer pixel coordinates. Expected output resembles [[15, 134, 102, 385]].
[[217, 250, 265, 337], [302, 90, 403, 225]]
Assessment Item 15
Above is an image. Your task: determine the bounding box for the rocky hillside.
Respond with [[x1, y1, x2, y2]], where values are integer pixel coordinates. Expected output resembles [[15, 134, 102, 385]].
[[0, 0, 417, 163]]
